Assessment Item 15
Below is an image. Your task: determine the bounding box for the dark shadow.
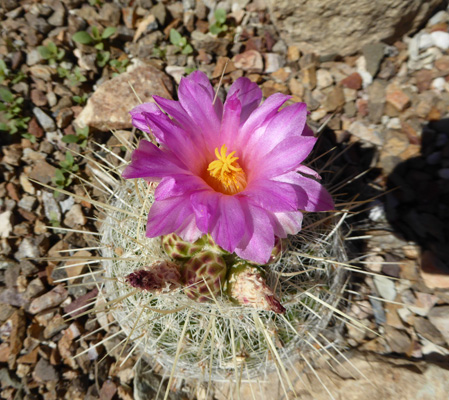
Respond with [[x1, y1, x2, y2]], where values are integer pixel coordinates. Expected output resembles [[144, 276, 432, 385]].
[[385, 118, 449, 277]]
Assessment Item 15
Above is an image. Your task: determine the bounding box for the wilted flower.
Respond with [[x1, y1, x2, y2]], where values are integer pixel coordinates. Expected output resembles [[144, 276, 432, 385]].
[[123, 71, 333, 264]]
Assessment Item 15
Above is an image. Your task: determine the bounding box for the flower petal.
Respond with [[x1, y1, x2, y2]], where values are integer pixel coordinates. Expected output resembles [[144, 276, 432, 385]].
[[210, 196, 246, 252], [220, 91, 242, 146], [252, 136, 317, 180], [175, 213, 203, 242], [178, 77, 222, 149], [186, 71, 223, 119], [143, 111, 207, 173], [242, 179, 298, 212], [146, 196, 195, 238], [154, 174, 206, 201], [130, 102, 160, 134], [190, 190, 219, 233], [227, 77, 262, 123], [273, 211, 304, 236], [122, 140, 187, 180], [274, 172, 334, 211], [235, 200, 275, 264]]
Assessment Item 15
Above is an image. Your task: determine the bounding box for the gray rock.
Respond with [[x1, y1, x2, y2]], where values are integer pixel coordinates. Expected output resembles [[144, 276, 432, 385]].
[[25, 13, 51, 34], [15, 238, 40, 260], [268, 0, 444, 56], [414, 316, 446, 346], [428, 306, 449, 346], [60, 196, 75, 214], [33, 107, 56, 132], [33, 358, 58, 382], [18, 195, 36, 212], [263, 53, 284, 74], [26, 49, 44, 66], [42, 191, 61, 223], [362, 43, 386, 77]]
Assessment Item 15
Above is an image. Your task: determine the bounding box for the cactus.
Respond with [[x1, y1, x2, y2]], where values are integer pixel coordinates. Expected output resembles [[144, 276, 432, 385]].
[[227, 261, 285, 313], [162, 233, 227, 261], [181, 250, 227, 302]]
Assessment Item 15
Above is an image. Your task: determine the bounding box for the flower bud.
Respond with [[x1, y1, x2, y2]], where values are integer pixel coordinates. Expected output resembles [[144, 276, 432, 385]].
[[227, 261, 285, 314], [126, 260, 181, 294]]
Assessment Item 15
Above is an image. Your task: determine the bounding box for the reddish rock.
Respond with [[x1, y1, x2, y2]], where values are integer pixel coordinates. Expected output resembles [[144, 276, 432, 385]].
[[386, 87, 411, 111], [6, 182, 20, 202], [356, 98, 369, 117], [64, 288, 98, 318], [340, 72, 363, 90], [28, 117, 44, 139]]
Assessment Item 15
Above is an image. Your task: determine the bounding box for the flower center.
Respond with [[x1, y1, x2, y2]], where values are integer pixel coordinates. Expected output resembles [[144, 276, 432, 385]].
[[206, 144, 247, 195]]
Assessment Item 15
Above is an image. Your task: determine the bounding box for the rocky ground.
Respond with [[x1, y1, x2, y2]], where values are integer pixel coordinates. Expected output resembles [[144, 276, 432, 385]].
[[1, 0, 449, 399]]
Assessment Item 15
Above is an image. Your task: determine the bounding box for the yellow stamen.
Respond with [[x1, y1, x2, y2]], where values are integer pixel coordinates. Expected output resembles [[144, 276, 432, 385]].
[[206, 144, 247, 195]]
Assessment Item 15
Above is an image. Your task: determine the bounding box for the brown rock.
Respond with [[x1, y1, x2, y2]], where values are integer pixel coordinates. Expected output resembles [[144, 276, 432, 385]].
[[75, 60, 173, 131], [299, 66, 317, 90], [64, 250, 91, 283], [323, 86, 345, 112], [30, 89, 47, 107], [415, 69, 434, 92], [340, 72, 362, 90], [232, 50, 263, 73], [414, 317, 446, 346], [100, 380, 117, 400], [28, 160, 57, 184], [29, 285, 68, 314], [212, 57, 236, 78], [435, 55, 449, 72]]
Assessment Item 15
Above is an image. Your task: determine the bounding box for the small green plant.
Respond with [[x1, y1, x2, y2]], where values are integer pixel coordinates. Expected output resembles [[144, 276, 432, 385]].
[[209, 9, 228, 35], [0, 87, 30, 136], [53, 151, 79, 192], [58, 66, 87, 87], [37, 41, 65, 65], [169, 29, 193, 55], [0, 60, 26, 84], [72, 26, 116, 68], [109, 58, 129, 76], [72, 93, 88, 105], [61, 126, 89, 148], [152, 46, 166, 60]]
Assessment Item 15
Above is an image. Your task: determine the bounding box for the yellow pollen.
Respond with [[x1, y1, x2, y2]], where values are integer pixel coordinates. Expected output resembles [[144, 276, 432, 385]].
[[206, 144, 247, 195]]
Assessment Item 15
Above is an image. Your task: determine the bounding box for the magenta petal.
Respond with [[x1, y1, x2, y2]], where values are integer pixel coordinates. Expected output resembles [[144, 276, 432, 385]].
[[146, 196, 195, 238], [275, 172, 334, 211], [143, 111, 206, 172], [175, 213, 203, 242], [122, 140, 187, 180], [296, 164, 322, 179], [190, 190, 220, 233], [210, 196, 246, 252], [153, 96, 195, 132], [242, 179, 298, 212], [178, 77, 221, 147], [255, 136, 317, 179], [273, 211, 303, 236], [220, 92, 242, 146], [186, 71, 223, 119], [241, 92, 291, 137], [235, 200, 275, 264], [154, 175, 206, 201], [227, 77, 262, 123], [130, 102, 160, 134]]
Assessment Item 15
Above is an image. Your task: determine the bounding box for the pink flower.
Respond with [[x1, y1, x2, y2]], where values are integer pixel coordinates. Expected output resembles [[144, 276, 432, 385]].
[[123, 71, 333, 264]]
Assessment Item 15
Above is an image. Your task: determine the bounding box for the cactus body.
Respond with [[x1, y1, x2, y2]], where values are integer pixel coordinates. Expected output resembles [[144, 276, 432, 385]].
[[182, 251, 227, 302]]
